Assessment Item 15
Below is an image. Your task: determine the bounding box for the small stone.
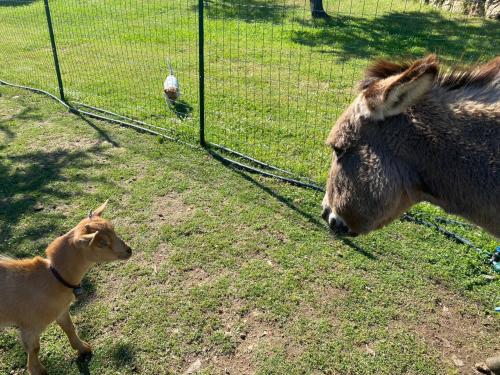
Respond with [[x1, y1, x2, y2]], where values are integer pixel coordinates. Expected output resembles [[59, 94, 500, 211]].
[[183, 358, 202, 374], [365, 344, 376, 356], [247, 344, 254, 352], [33, 203, 44, 212], [482, 274, 496, 281], [451, 354, 464, 367], [240, 332, 247, 340], [260, 331, 268, 337]]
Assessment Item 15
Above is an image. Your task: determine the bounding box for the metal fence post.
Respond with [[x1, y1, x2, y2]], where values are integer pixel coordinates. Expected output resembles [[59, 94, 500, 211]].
[[198, 0, 205, 146], [43, 0, 65, 102]]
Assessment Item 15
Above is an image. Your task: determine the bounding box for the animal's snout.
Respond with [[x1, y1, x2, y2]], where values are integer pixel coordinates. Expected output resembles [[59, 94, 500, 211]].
[[120, 245, 132, 259], [321, 207, 357, 237]]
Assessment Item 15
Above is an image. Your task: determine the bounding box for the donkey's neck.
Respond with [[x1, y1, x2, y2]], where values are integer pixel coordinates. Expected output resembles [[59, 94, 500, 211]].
[[46, 232, 93, 286], [397, 100, 500, 236]]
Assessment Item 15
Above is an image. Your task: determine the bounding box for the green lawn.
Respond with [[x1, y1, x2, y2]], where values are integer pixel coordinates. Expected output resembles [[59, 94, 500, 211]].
[[0, 0, 498, 183], [1, 84, 499, 374]]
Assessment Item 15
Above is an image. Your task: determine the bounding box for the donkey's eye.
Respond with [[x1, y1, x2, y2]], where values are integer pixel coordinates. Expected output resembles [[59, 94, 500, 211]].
[[333, 146, 346, 159]]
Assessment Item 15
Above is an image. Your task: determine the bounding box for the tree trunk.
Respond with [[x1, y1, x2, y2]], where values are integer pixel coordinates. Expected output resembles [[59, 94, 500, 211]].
[[310, 0, 330, 19]]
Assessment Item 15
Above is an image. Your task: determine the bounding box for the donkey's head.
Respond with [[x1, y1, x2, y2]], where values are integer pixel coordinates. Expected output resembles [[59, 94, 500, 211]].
[[73, 200, 133, 262], [322, 55, 439, 235]]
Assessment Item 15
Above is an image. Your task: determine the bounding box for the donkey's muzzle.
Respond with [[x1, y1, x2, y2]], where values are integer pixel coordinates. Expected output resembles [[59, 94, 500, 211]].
[[321, 207, 357, 237]]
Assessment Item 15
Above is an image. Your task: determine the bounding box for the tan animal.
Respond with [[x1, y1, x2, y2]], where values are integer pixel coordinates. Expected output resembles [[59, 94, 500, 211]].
[[0, 201, 132, 375], [322, 54, 499, 237]]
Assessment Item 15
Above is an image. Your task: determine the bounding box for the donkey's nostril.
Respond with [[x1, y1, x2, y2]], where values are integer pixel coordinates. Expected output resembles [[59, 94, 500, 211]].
[[321, 207, 331, 222]]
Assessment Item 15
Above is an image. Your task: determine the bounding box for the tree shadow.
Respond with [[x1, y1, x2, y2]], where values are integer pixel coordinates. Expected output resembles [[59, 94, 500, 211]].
[[0, 122, 15, 151], [197, 0, 293, 24], [0, 144, 109, 255], [0, 0, 36, 7], [292, 11, 499, 63]]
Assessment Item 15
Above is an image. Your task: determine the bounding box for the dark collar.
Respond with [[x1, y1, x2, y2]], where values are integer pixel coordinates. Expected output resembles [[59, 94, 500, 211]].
[[49, 265, 83, 298]]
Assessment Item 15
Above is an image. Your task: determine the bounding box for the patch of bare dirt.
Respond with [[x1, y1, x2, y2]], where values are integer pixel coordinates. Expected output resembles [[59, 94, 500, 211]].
[[209, 302, 289, 375], [152, 191, 195, 227], [182, 267, 210, 288], [393, 283, 499, 374]]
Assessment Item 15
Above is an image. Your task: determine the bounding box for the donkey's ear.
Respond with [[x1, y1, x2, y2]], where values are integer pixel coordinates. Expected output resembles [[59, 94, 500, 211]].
[[363, 55, 438, 119], [91, 199, 109, 218]]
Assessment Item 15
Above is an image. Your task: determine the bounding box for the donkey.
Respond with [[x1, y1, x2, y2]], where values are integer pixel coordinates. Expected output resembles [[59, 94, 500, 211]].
[[321, 55, 499, 373], [322, 54, 499, 237], [0, 200, 132, 375]]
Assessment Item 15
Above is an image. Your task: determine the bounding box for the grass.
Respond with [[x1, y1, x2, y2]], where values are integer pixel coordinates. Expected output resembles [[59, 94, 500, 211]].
[[1, 84, 499, 374], [0, 0, 498, 183]]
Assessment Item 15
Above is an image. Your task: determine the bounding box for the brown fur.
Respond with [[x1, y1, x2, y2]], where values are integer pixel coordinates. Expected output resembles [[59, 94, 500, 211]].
[[0, 201, 132, 375], [323, 55, 500, 237]]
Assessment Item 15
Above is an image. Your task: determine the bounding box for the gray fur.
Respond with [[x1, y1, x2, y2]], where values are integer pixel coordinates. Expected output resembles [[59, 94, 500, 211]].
[[323, 55, 500, 237]]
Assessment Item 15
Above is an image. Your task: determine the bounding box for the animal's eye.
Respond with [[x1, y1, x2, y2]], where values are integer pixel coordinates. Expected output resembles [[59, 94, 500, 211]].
[[98, 239, 109, 248], [333, 146, 346, 159]]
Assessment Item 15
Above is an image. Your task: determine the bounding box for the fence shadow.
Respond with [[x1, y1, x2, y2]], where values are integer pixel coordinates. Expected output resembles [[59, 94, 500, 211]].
[[208, 150, 377, 259], [292, 11, 498, 63], [72, 111, 120, 147]]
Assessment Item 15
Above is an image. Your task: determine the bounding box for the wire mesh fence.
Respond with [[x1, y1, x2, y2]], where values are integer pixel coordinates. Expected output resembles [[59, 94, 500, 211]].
[[0, 0, 498, 186]]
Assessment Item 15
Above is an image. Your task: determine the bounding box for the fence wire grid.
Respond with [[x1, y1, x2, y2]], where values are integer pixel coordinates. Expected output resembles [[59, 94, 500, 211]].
[[0, 0, 499, 187]]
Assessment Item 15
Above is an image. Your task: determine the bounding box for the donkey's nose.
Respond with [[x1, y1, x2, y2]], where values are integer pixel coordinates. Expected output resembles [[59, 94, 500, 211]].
[[329, 218, 350, 236]]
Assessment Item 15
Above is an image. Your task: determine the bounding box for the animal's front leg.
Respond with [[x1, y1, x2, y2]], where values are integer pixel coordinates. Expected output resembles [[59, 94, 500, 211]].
[[56, 310, 92, 355], [20, 329, 46, 375]]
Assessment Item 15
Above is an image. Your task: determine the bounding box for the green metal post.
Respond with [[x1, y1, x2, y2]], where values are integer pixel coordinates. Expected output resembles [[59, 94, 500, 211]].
[[43, 0, 65, 102], [198, 0, 205, 146]]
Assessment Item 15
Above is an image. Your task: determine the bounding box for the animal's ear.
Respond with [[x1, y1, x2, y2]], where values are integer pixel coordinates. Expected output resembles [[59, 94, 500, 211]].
[[362, 55, 438, 119], [77, 230, 99, 247], [90, 199, 109, 218]]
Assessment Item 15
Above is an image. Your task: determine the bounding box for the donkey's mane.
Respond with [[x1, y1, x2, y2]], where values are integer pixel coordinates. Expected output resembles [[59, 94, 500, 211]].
[[360, 55, 500, 91]]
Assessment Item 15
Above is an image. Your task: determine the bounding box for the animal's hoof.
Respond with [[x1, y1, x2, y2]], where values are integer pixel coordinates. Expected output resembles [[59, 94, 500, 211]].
[[77, 342, 92, 355], [30, 366, 48, 375]]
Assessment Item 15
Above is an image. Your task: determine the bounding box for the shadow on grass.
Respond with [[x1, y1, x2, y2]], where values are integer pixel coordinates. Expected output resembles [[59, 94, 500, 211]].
[[74, 341, 136, 375], [292, 11, 499, 63], [0, 0, 36, 7], [0, 122, 15, 151], [0, 94, 122, 255], [168, 99, 193, 120], [197, 0, 293, 23], [0, 146, 109, 256], [208, 150, 377, 260], [72, 111, 120, 147]]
